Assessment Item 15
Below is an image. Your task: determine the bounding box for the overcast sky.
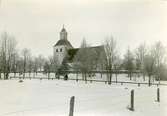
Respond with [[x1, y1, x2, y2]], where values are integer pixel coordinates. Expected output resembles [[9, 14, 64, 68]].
[[0, 0, 167, 57]]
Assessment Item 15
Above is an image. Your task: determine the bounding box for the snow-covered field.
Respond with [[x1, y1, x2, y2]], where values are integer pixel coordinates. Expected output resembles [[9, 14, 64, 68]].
[[0, 74, 167, 116]]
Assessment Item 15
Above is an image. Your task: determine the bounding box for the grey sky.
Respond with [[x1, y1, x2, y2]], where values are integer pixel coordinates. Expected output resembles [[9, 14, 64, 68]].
[[0, 0, 167, 57]]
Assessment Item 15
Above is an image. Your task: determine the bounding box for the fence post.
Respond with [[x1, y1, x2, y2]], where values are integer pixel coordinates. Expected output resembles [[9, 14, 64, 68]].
[[69, 96, 75, 116], [129, 89, 134, 111], [157, 88, 160, 102]]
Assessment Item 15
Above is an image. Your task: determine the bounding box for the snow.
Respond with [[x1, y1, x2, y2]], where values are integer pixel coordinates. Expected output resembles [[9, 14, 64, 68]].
[[0, 73, 167, 116]]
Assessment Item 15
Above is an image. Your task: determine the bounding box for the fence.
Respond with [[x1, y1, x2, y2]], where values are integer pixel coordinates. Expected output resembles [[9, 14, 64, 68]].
[[10, 76, 167, 86]]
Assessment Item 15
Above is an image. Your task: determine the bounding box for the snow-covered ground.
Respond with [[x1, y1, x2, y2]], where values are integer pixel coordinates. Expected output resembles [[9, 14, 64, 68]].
[[0, 73, 167, 116]]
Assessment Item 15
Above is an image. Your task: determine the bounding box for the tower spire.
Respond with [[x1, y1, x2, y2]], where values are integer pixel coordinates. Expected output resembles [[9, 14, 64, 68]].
[[60, 24, 67, 40]]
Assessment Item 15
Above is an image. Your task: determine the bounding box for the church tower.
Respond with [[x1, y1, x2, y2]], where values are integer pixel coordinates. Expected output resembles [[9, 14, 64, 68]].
[[53, 26, 73, 65], [60, 25, 67, 40]]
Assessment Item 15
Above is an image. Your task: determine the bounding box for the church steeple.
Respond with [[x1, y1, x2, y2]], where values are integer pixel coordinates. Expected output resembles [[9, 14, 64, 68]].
[[60, 25, 67, 40], [63, 24, 64, 29]]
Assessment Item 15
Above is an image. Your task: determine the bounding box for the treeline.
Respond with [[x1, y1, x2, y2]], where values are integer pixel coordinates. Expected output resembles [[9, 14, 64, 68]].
[[0, 32, 46, 79], [0, 32, 167, 84], [72, 36, 167, 85]]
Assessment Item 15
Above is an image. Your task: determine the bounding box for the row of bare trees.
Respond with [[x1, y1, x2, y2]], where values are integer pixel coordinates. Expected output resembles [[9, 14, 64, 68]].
[[0, 32, 17, 79], [0, 32, 62, 80], [73, 36, 167, 85], [0, 32, 49, 79], [0, 32, 166, 83], [129, 41, 166, 85]]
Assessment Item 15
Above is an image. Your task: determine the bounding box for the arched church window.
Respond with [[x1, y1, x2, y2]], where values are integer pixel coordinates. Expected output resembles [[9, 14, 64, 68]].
[[56, 49, 58, 52], [60, 48, 62, 52]]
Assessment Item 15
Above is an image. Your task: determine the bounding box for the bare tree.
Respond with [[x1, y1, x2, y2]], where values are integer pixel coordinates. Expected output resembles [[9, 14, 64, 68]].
[[135, 43, 147, 81], [158, 63, 167, 80], [21, 48, 31, 78], [17, 56, 24, 77], [87, 48, 97, 79], [152, 41, 166, 83], [32, 57, 38, 78], [52, 55, 60, 79], [0, 32, 17, 79], [47, 55, 59, 78], [74, 38, 87, 81], [37, 54, 45, 72], [74, 38, 92, 83], [104, 36, 117, 84], [11, 51, 19, 78], [144, 54, 156, 86], [113, 55, 121, 83], [44, 56, 52, 79], [97, 47, 106, 78], [72, 62, 80, 81], [123, 47, 134, 80], [27, 55, 33, 78]]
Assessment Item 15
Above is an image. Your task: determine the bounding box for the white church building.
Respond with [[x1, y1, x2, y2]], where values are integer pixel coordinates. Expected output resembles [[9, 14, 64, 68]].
[[53, 26, 104, 67]]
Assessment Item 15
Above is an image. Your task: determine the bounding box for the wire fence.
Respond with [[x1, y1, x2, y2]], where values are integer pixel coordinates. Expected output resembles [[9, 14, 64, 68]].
[[10, 76, 167, 86]]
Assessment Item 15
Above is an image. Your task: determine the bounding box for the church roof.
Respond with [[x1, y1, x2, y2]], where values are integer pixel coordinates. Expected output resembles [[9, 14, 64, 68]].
[[64, 45, 105, 63], [54, 39, 73, 48]]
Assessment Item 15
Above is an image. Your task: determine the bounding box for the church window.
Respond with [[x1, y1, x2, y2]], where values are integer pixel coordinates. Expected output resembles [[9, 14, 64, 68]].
[[56, 49, 58, 52], [60, 48, 62, 52]]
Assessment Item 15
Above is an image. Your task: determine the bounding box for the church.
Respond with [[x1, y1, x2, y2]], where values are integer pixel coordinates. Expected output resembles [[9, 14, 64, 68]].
[[53, 26, 105, 68]]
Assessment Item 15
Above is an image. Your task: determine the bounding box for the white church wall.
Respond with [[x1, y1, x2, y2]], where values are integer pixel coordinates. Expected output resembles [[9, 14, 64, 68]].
[[53, 45, 67, 65]]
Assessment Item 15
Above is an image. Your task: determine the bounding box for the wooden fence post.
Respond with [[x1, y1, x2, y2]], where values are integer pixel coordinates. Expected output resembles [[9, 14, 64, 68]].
[[129, 89, 134, 111], [69, 96, 75, 116], [157, 88, 160, 102]]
